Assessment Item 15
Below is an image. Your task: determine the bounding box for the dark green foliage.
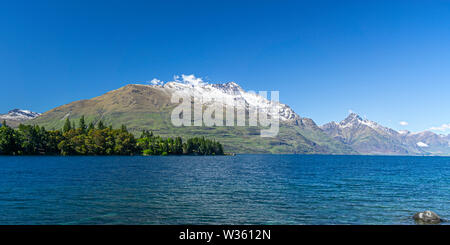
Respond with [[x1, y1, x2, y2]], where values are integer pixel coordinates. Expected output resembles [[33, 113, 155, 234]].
[[0, 123, 20, 155], [137, 135, 224, 156], [87, 122, 95, 132], [56, 124, 137, 156], [63, 118, 71, 133], [97, 120, 106, 130], [0, 116, 224, 156], [79, 116, 87, 133], [17, 125, 49, 155], [140, 130, 153, 139]]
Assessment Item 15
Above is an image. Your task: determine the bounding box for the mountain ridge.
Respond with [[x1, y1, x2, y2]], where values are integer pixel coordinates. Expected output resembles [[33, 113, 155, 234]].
[[28, 82, 355, 154], [0, 109, 41, 127], [321, 113, 450, 155], [5, 79, 448, 155]]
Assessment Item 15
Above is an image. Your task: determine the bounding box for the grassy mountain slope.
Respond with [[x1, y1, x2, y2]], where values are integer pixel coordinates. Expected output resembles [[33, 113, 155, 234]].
[[30, 84, 355, 154]]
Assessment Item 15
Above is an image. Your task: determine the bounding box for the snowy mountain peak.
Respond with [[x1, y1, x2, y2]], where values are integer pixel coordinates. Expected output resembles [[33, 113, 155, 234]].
[[147, 75, 300, 122], [0, 109, 41, 121], [211, 82, 243, 95], [342, 113, 364, 125], [340, 113, 377, 129], [323, 112, 399, 136]]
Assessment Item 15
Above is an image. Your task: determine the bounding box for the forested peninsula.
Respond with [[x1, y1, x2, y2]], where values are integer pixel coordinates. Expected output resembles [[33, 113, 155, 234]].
[[0, 116, 224, 156]]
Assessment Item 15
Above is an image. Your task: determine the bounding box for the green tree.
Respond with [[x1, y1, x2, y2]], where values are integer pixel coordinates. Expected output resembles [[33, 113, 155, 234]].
[[97, 120, 106, 130], [0, 123, 19, 155], [63, 118, 71, 133], [120, 124, 128, 133], [0, 122, 224, 156], [79, 116, 87, 133], [114, 130, 137, 155], [87, 122, 95, 132]]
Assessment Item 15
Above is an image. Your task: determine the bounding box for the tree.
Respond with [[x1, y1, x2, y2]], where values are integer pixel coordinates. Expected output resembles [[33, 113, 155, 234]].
[[79, 116, 87, 133], [0, 124, 19, 155], [114, 130, 137, 155], [17, 125, 40, 154], [63, 118, 71, 133], [174, 137, 183, 154], [46, 130, 63, 155], [97, 120, 106, 130], [0, 122, 224, 156], [120, 124, 128, 133], [87, 122, 95, 132]]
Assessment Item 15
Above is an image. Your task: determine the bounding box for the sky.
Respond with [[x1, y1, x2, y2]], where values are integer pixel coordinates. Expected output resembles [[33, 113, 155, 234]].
[[1, 0, 450, 133]]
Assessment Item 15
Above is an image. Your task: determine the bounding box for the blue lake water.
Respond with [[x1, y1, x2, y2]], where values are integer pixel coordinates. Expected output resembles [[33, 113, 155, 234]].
[[0, 155, 449, 225]]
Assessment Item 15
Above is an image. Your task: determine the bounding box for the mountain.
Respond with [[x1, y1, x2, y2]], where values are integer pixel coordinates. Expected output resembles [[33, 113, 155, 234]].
[[0, 109, 41, 127], [321, 113, 426, 155], [321, 113, 450, 155], [11, 81, 450, 156], [29, 82, 355, 154], [398, 130, 450, 155]]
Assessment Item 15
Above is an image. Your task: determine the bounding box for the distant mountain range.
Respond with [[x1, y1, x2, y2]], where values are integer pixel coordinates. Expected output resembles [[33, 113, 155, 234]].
[[321, 113, 450, 155], [3, 81, 449, 155], [0, 109, 41, 127]]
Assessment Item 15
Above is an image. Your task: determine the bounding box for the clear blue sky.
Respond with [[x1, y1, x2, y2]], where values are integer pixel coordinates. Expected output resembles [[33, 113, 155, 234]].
[[1, 0, 450, 133]]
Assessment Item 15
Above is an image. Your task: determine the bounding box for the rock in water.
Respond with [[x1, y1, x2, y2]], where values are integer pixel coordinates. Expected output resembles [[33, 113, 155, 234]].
[[413, 211, 442, 224]]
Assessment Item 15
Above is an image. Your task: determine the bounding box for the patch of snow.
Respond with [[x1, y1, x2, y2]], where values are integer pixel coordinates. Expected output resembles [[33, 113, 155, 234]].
[[417, 142, 429, 147], [0, 109, 41, 121]]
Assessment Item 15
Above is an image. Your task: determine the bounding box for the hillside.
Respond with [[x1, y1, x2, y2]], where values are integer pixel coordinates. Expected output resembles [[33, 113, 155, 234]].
[[30, 83, 355, 154]]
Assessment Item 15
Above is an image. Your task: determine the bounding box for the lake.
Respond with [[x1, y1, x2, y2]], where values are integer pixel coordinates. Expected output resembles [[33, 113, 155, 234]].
[[0, 155, 449, 225]]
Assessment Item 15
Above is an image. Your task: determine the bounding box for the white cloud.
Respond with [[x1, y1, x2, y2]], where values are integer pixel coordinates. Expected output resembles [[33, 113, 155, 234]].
[[399, 121, 409, 126], [417, 142, 429, 147], [149, 78, 163, 86], [429, 123, 450, 132], [177, 74, 207, 87], [146, 74, 210, 87]]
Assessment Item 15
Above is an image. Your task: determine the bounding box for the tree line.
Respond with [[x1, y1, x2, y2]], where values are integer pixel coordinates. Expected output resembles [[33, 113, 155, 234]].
[[0, 117, 224, 156]]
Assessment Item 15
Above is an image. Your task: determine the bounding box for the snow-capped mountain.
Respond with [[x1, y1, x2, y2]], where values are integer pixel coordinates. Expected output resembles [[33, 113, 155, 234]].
[[334, 113, 400, 136], [30, 80, 355, 154], [398, 130, 450, 154], [0, 109, 40, 121], [321, 113, 450, 155], [156, 79, 300, 122], [148, 77, 450, 155], [0, 109, 41, 127], [321, 113, 425, 155]]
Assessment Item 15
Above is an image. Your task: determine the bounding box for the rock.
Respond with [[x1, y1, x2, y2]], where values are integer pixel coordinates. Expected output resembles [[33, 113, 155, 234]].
[[413, 211, 443, 224]]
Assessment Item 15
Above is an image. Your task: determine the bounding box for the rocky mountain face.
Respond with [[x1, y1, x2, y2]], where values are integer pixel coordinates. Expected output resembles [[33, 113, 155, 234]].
[[29, 81, 355, 154], [398, 131, 450, 155], [321, 113, 450, 155], [163, 81, 300, 122], [0, 109, 41, 127]]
